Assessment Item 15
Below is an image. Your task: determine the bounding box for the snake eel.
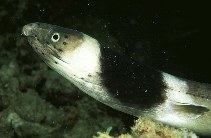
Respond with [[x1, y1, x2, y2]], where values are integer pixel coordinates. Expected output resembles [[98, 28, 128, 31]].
[[23, 22, 211, 136]]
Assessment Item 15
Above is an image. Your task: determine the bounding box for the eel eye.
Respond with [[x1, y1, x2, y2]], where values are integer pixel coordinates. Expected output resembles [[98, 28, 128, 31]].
[[51, 33, 60, 42]]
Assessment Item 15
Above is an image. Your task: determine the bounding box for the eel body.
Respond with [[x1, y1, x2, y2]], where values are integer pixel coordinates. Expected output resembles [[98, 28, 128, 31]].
[[22, 22, 211, 136]]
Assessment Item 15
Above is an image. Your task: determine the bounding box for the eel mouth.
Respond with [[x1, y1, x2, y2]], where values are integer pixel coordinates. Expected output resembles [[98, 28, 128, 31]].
[[26, 36, 65, 65], [23, 24, 67, 64]]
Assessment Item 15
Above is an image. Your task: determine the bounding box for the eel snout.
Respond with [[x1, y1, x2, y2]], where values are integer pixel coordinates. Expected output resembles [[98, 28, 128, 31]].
[[22, 23, 39, 36]]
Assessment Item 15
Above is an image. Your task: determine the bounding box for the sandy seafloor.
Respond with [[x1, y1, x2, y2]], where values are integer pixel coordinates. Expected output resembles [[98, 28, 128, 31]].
[[0, 0, 210, 138]]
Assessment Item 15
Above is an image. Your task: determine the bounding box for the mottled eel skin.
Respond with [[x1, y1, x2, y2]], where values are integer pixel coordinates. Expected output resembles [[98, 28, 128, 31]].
[[23, 23, 211, 136]]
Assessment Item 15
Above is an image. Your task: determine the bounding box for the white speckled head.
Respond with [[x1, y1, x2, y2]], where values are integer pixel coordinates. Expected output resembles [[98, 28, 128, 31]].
[[23, 23, 115, 113], [22, 22, 101, 84]]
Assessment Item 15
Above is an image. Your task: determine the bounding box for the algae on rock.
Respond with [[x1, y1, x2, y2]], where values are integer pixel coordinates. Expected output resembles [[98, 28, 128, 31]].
[[95, 117, 198, 138]]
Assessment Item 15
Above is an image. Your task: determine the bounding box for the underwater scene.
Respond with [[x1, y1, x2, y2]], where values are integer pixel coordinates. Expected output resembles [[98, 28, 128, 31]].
[[0, 0, 210, 138]]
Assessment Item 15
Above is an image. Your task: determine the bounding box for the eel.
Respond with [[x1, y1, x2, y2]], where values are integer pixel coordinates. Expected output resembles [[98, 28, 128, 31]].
[[22, 22, 211, 136]]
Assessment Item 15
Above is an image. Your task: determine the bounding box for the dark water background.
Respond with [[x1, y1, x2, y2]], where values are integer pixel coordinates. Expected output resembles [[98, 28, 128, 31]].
[[0, 0, 211, 137], [2, 0, 211, 81]]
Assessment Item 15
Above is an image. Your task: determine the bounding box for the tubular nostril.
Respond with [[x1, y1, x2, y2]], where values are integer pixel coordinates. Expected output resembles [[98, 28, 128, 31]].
[[22, 25, 34, 36], [22, 25, 29, 36]]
